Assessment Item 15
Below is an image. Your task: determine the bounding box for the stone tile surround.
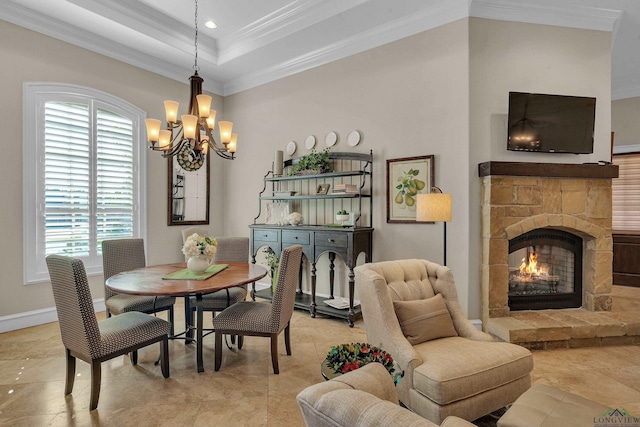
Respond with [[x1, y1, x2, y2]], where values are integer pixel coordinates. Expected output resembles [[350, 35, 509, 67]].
[[478, 162, 629, 347]]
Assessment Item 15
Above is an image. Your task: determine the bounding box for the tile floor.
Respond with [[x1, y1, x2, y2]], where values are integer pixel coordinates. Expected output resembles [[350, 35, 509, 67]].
[[0, 287, 639, 426]]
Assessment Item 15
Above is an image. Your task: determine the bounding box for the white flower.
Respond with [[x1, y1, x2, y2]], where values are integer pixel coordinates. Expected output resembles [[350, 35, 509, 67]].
[[182, 233, 218, 259]]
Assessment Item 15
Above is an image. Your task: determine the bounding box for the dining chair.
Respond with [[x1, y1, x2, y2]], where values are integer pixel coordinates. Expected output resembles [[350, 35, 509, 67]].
[[46, 254, 170, 411], [213, 244, 303, 374], [102, 238, 176, 337]]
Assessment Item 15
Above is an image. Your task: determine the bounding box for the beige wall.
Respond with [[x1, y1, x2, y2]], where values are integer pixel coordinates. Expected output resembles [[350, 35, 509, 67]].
[[0, 16, 614, 323], [612, 97, 640, 147], [223, 19, 473, 312], [0, 20, 225, 317]]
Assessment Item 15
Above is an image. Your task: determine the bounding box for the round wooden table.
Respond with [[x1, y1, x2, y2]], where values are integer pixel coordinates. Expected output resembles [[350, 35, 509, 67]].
[[106, 262, 267, 372]]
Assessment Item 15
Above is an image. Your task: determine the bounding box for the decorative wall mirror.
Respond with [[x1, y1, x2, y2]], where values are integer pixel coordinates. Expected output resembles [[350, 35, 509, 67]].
[[167, 146, 210, 225]]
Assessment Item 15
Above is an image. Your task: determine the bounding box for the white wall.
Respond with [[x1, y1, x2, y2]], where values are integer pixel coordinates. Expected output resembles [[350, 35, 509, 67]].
[[223, 19, 473, 312], [0, 16, 614, 325], [0, 20, 225, 319], [612, 97, 640, 148]]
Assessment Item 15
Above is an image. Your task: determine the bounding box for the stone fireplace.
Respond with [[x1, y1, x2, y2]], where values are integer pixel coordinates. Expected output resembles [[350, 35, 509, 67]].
[[479, 162, 619, 329]]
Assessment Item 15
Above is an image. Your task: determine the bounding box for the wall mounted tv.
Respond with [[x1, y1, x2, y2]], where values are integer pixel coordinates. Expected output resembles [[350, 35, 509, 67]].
[[507, 92, 596, 154]]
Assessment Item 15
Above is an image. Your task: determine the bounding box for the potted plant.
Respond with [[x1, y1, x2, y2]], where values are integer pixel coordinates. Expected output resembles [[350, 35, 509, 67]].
[[336, 209, 350, 225], [326, 342, 395, 375], [264, 247, 279, 292], [289, 148, 333, 175]]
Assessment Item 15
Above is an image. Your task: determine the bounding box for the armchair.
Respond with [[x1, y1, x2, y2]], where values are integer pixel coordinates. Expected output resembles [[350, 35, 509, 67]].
[[297, 362, 475, 427], [355, 259, 533, 424]]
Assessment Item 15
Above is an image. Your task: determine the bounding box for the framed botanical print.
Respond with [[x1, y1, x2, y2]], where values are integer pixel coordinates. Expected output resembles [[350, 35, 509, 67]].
[[386, 155, 435, 223]]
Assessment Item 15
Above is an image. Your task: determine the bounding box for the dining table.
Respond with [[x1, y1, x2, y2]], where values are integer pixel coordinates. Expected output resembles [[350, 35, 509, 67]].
[[105, 261, 268, 373]]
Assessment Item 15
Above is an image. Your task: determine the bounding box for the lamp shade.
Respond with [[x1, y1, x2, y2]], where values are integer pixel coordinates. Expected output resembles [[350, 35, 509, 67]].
[[219, 121, 233, 144], [145, 118, 161, 142], [228, 133, 238, 153], [196, 94, 212, 118], [158, 130, 172, 150], [181, 114, 198, 139], [164, 100, 179, 123], [416, 193, 452, 222]]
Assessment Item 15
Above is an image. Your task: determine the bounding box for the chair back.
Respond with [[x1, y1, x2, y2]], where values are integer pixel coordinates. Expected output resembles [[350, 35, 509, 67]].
[[181, 227, 210, 243], [270, 245, 303, 331], [46, 255, 100, 359], [214, 237, 249, 262], [102, 238, 146, 300]]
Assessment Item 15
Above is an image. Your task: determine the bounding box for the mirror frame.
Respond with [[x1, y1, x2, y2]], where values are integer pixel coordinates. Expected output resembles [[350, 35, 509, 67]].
[[167, 150, 210, 226]]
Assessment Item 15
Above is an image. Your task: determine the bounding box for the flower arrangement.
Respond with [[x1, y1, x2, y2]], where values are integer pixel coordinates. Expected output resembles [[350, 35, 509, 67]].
[[326, 342, 395, 375], [182, 233, 217, 260]]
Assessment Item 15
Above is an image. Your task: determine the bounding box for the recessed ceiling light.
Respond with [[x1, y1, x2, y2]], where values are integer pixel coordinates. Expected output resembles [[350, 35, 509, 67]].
[[205, 20, 217, 29]]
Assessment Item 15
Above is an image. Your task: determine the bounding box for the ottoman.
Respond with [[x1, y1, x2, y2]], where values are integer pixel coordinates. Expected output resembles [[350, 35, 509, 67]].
[[498, 383, 609, 427]]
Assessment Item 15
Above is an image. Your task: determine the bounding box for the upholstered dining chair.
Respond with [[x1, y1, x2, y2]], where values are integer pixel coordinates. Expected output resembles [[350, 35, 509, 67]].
[[213, 244, 303, 374], [185, 237, 251, 329], [356, 259, 533, 424], [102, 238, 176, 337], [46, 255, 170, 411]]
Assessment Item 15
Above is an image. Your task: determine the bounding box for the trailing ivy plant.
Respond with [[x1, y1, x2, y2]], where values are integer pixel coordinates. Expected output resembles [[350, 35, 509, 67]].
[[289, 148, 333, 175]]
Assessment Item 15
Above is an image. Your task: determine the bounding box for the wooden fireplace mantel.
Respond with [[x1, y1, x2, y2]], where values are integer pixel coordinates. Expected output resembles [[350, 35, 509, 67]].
[[478, 161, 619, 179]]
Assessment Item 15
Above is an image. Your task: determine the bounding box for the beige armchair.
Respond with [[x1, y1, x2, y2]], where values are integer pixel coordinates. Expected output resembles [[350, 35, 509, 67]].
[[355, 259, 533, 424], [297, 362, 475, 427]]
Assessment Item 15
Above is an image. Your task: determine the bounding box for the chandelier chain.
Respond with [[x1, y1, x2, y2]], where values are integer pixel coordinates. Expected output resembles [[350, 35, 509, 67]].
[[193, 0, 199, 72]]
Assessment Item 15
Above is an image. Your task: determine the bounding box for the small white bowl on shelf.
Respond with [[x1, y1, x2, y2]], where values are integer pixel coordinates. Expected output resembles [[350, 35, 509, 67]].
[[336, 214, 350, 225]]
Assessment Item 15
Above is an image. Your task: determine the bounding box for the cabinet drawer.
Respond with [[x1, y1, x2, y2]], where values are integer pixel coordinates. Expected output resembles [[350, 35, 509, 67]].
[[282, 230, 311, 245], [315, 232, 348, 248], [253, 229, 279, 243]]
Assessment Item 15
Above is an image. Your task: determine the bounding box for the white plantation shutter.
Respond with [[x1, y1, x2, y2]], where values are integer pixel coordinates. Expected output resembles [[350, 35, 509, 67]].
[[24, 83, 146, 284], [612, 153, 640, 231], [96, 108, 134, 245]]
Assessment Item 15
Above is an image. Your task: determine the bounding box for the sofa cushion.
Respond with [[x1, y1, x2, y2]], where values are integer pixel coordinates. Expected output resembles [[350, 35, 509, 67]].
[[394, 294, 458, 345], [412, 337, 533, 405]]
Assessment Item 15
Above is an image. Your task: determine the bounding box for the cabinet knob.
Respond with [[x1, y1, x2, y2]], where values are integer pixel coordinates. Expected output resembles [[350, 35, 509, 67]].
[[263, 234, 268, 238], [295, 236, 298, 239], [328, 239, 334, 242]]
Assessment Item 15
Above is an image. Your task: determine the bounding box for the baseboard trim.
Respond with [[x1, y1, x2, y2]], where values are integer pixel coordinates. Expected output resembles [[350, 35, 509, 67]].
[[471, 318, 483, 331], [0, 299, 106, 333]]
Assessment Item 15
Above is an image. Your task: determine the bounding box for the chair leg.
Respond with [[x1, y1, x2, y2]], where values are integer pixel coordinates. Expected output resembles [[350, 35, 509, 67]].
[[65, 348, 76, 395], [284, 322, 292, 356], [89, 360, 101, 411], [270, 334, 279, 375], [230, 335, 236, 345], [214, 331, 223, 371], [130, 350, 138, 365], [168, 306, 175, 337], [238, 336, 244, 349], [160, 337, 170, 378]]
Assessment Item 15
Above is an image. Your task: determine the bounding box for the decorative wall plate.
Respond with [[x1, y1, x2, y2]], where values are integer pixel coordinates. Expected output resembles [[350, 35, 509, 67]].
[[305, 135, 316, 149], [347, 130, 361, 146], [286, 140, 297, 156], [325, 131, 338, 147], [177, 144, 204, 171]]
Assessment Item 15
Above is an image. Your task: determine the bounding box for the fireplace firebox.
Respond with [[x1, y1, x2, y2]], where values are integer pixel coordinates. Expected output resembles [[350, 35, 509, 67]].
[[508, 229, 582, 311]]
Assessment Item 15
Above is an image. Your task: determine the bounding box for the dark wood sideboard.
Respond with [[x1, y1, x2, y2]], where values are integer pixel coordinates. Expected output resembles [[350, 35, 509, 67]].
[[613, 231, 640, 288]]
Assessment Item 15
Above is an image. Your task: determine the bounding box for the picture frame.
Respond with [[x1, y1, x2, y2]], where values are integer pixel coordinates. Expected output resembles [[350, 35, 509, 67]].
[[386, 155, 435, 223], [316, 184, 331, 195]]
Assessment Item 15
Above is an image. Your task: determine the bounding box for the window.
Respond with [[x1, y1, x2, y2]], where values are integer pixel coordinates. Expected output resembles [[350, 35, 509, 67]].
[[612, 152, 640, 232], [24, 83, 147, 284]]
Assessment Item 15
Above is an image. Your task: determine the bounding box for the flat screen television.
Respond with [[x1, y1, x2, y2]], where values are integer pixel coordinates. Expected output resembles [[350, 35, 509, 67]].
[[507, 92, 596, 154]]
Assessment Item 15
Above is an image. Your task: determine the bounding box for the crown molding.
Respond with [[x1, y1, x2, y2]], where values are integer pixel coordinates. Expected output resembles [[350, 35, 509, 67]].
[[67, 0, 219, 63], [218, 0, 369, 65], [223, 0, 469, 95], [470, 0, 621, 32], [0, 1, 225, 94]]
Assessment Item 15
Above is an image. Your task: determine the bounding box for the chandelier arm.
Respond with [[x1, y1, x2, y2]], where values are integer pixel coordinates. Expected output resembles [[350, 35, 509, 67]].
[[162, 138, 190, 158]]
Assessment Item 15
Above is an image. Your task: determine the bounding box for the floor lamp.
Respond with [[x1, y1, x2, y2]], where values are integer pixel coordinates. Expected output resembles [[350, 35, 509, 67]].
[[416, 188, 452, 265]]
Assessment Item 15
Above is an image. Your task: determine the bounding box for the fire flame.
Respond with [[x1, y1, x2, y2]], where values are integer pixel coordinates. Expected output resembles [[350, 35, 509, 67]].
[[519, 252, 548, 277]]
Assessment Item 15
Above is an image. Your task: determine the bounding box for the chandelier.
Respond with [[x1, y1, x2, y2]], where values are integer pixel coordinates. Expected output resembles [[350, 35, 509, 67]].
[[144, 0, 236, 167]]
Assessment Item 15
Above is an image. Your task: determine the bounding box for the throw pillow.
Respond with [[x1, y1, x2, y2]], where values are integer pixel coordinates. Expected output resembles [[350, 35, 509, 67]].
[[393, 293, 458, 345]]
